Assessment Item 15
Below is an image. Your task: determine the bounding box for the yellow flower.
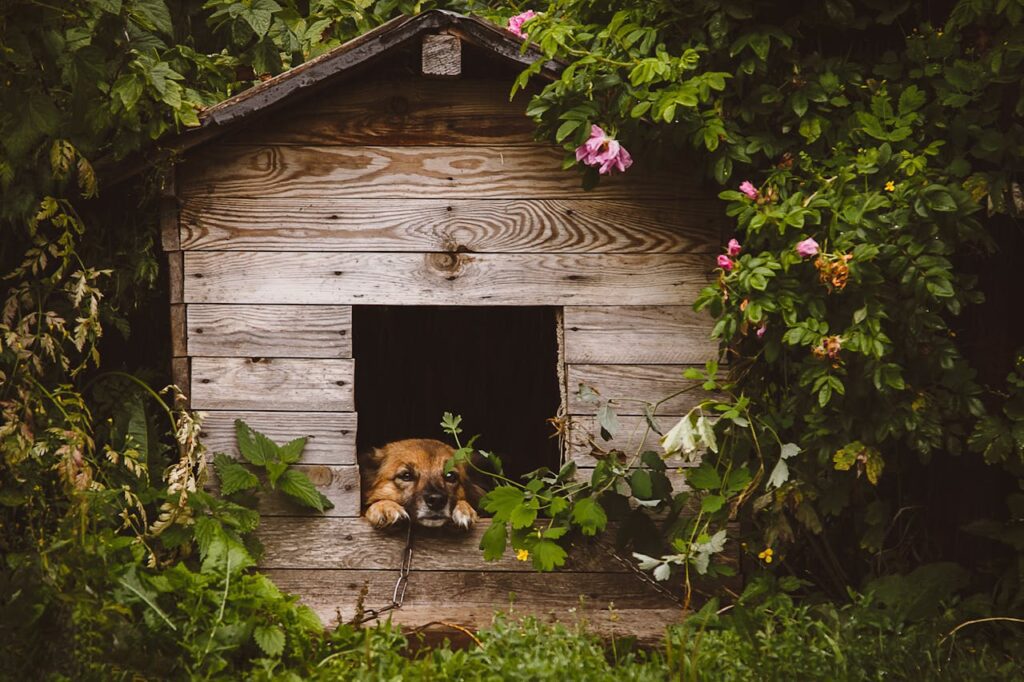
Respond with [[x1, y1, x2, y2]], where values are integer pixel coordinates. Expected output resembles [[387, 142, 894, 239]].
[[516, 549, 530, 562], [758, 548, 774, 563], [884, 180, 896, 192]]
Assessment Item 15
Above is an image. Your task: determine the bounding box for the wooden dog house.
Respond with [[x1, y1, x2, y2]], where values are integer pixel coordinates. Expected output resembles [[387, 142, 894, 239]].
[[158, 10, 724, 642]]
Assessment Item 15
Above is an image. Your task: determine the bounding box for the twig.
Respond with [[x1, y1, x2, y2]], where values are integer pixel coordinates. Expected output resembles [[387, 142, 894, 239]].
[[939, 616, 1024, 645]]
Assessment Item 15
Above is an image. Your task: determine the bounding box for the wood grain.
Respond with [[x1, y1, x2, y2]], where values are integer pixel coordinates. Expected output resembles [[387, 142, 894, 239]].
[[182, 252, 710, 306], [222, 78, 537, 146], [264, 569, 677, 621], [567, 364, 705, 415], [190, 357, 353, 411], [259, 465, 360, 517], [168, 250, 183, 304], [187, 304, 351, 358], [568, 415, 698, 469], [160, 198, 179, 251], [564, 306, 718, 364], [179, 145, 691, 200], [258, 517, 633, 572], [171, 356, 190, 405], [421, 34, 460, 77], [178, 197, 721, 253], [170, 303, 186, 358], [200, 410, 357, 465]]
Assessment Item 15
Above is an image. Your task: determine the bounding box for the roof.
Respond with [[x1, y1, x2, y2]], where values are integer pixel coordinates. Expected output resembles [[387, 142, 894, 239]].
[[103, 10, 561, 186]]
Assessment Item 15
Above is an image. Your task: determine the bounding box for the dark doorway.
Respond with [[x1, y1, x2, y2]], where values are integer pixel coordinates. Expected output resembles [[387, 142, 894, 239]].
[[353, 306, 561, 481]]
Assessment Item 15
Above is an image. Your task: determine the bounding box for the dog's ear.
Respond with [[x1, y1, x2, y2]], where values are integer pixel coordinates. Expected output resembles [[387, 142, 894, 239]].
[[357, 447, 386, 474]]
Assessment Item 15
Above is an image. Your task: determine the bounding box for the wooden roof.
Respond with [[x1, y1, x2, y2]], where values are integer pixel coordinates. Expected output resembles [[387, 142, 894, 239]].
[[104, 10, 560, 185]]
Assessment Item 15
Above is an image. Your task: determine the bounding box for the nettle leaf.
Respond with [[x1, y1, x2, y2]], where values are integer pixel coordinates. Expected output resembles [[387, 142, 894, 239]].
[[480, 520, 508, 560], [277, 437, 307, 464], [570, 497, 607, 535], [277, 469, 332, 512], [530, 539, 568, 571], [235, 419, 277, 466], [253, 624, 285, 658], [213, 453, 259, 496], [481, 486, 525, 522]]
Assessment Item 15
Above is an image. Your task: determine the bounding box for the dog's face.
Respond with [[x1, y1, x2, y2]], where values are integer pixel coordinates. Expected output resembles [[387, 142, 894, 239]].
[[361, 439, 481, 528]]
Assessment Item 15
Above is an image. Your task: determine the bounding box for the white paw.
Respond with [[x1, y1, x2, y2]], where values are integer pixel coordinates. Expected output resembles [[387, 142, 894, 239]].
[[365, 500, 409, 528], [451, 501, 478, 530]]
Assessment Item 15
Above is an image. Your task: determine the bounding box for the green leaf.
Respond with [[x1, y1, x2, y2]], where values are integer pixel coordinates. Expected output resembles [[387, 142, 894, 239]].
[[480, 520, 508, 560], [597, 403, 618, 440], [253, 624, 285, 657], [556, 119, 582, 143], [630, 469, 654, 499], [570, 497, 608, 536], [481, 486, 525, 522], [687, 464, 721, 490], [214, 454, 259, 496], [641, 450, 666, 472], [277, 469, 332, 512], [234, 419, 277, 467], [530, 539, 568, 571], [131, 0, 173, 36], [509, 500, 539, 529], [277, 437, 307, 465], [701, 495, 726, 513]]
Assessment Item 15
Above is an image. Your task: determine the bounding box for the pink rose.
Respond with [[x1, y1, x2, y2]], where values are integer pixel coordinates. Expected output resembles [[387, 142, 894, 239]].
[[717, 254, 734, 271], [739, 181, 759, 200], [727, 238, 742, 256], [575, 125, 634, 175], [756, 323, 767, 339], [796, 238, 820, 258], [507, 10, 537, 38]]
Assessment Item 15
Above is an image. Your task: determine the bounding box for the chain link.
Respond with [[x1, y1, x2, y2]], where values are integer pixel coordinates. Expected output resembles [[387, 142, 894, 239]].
[[349, 522, 414, 625]]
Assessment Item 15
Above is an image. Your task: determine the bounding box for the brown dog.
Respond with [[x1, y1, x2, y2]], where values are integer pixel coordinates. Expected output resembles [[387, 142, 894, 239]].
[[360, 439, 483, 529]]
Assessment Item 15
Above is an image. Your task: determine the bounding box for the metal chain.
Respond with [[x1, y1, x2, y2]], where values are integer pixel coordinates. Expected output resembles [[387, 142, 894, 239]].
[[349, 522, 414, 625]]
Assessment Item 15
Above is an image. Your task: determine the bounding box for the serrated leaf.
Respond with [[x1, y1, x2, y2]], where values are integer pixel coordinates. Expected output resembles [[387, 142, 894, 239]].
[[530, 539, 567, 571], [766, 457, 790, 490], [701, 495, 726, 513], [253, 624, 285, 657], [686, 464, 721, 490], [214, 454, 259, 496], [481, 486, 525, 522], [509, 500, 538, 529], [277, 437, 307, 465], [235, 419, 276, 466], [480, 520, 508, 560], [570, 497, 607, 535], [277, 469, 331, 512]]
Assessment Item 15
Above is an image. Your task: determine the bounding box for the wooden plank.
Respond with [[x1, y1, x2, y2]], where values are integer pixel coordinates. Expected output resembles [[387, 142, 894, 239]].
[[567, 365, 705, 415], [200, 410, 357, 465], [568, 415, 698, 469], [190, 357, 353, 411], [252, 465, 360, 517], [170, 303, 187, 358], [178, 145, 692, 200], [222, 78, 537, 146], [159, 198, 179, 251], [421, 34, 460, 77], [258, 517, 634, 572], [575, 466, 689, 494], [187, 304, 351, 358], [263, 569, 678, 624], [178, 197, 721, 253], [168, 250, 183, 304], [183, 252, 710, 306], [564, 306, 718, 364], [171, 356, 190, 405]]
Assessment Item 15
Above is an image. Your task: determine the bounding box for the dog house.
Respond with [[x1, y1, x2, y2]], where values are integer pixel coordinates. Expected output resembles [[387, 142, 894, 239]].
[[158, 10, 724, 642]]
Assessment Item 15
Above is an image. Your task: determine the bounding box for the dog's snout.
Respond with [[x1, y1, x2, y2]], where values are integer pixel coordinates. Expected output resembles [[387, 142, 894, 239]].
[[424, 490, 447, 511]]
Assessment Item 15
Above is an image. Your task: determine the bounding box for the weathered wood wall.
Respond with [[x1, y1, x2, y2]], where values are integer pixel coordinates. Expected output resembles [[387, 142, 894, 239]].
[[167, 54, 722, 640]]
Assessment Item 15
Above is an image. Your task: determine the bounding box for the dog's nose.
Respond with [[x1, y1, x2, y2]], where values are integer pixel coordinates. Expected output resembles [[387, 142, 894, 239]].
[[424, 491, 447, 511]]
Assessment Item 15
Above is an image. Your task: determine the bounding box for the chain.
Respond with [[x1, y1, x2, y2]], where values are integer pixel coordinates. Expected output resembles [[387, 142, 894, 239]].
[[349, 522, 414, 625]]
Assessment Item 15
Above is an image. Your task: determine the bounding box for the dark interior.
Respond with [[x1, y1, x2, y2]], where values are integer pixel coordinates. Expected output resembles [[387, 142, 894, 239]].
[[354, 306, 561, 482]]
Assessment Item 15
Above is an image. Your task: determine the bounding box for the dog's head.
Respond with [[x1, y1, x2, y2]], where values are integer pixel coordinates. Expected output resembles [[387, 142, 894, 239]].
[[361, 439, 483, 527]]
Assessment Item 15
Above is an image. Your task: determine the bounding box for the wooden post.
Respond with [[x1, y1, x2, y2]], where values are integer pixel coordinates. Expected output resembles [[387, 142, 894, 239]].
[[421, 34, 461, 77]]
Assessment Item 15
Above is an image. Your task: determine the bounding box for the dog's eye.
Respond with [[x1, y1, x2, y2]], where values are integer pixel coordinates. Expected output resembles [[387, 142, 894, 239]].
[[396, 470, 415, 482], [443, 471, 458, 483]]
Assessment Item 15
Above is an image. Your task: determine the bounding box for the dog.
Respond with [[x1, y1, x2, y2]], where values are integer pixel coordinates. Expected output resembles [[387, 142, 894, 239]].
[[360, 438, 484, 530]]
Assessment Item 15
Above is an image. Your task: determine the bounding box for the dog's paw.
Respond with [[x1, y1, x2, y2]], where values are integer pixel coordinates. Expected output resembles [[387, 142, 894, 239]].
[[364, 500, 409, 528], [451, 500, 478, 530]]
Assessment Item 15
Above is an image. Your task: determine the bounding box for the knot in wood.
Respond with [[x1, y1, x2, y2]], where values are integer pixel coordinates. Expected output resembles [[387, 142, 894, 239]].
[[426, 252, 467, 280]]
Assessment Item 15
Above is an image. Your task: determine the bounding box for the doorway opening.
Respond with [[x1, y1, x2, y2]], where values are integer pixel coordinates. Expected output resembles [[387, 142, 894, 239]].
[[353, 306, 561, 482]]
